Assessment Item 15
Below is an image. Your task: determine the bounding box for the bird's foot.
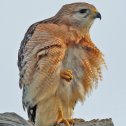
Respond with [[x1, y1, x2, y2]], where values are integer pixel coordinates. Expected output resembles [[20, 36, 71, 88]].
[[60, 69, 73, 82], [66, 119, 75, 124], [55, 107, 74, 126], [56, 118, 70, 126]]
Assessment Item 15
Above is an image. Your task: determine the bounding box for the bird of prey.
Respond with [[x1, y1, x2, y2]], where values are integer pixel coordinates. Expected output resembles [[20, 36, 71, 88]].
[[18, 2, 105, 126]]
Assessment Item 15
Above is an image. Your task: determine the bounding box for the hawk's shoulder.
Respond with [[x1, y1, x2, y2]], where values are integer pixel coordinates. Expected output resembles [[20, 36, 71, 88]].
[[18, 20, 43, 71], [17, 17, 57, 71]]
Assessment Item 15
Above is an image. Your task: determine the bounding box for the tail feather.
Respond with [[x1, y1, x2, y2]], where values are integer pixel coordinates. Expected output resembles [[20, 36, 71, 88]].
[[27, 105, 37, 123]]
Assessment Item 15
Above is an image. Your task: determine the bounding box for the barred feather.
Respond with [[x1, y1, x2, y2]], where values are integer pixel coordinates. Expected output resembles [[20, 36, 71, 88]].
[[80, 34, 106, 94]]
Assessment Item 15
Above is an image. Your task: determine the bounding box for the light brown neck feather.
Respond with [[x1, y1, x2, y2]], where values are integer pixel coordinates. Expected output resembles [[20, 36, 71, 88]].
[[80, 34, 105, 94], [64, 27, 105, 95]]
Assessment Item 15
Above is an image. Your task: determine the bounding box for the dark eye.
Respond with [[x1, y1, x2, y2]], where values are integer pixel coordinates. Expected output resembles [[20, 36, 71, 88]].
[[79, 9, 88, 14]]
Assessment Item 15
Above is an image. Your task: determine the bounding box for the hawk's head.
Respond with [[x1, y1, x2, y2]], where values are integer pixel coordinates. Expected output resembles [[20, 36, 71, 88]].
[[56, 2, 101, 32]]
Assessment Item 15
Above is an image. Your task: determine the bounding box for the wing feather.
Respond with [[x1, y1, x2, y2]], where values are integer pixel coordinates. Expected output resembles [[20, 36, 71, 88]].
[[18, 24, 66, 122], [18, 22, 39, 71], [18, 17, 58, 71]]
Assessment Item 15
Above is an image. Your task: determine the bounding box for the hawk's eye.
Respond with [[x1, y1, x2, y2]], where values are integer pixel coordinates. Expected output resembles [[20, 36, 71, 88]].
[[79, 9, 88, 14]]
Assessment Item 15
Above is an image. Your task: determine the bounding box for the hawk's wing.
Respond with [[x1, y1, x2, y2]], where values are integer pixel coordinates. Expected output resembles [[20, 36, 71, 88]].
[[18, 18, 56, 71], [18, 23, 66, 121], [18, 22, 39, 72]]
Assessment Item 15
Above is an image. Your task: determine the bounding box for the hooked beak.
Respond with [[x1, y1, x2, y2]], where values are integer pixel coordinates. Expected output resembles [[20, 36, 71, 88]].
[[95, 12, 102, 20]]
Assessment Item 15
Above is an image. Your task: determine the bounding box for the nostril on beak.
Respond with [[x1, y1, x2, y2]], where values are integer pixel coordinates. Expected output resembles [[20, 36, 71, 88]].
[[95, 12, 102, 20]]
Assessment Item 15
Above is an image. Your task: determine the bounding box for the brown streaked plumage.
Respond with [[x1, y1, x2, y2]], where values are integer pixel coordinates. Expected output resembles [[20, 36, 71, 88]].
[[18, 2, 105, 126]]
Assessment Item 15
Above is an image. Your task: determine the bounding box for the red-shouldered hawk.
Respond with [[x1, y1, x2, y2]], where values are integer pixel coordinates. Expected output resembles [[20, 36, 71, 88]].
[[18, 2, 105, 126]]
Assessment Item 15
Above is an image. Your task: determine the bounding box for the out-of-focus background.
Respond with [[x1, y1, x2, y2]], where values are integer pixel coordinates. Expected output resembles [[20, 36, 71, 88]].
[[0, 0, 126, 126]]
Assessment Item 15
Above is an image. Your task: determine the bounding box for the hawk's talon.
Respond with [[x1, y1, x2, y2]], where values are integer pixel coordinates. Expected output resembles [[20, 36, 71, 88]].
[[55, 107, 74, 126], [60, 69, 73, 82], [56, 118, 70, 126], [67, 119, 75, 124]]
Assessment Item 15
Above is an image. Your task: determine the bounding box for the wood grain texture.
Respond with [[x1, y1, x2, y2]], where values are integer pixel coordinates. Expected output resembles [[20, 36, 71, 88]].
[[0, 113, 114, 126]]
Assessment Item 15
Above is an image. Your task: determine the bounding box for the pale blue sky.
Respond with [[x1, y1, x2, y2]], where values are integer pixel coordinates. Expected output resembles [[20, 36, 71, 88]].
[[0, 0, 126, 126]]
